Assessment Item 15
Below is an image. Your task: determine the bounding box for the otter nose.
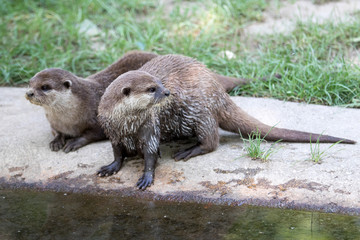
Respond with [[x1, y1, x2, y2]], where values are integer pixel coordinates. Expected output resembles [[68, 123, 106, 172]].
[[163, 89, 170, 97], [26, 91, 34, 98]]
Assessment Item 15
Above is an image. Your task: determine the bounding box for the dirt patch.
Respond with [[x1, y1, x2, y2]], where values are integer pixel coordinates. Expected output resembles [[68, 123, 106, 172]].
[[8, 165, 28, 173], [244, 0, 360, 35], [200, 181, 232, 196]]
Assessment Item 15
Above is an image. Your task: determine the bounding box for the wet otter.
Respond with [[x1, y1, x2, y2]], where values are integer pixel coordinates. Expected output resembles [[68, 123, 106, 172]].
[[97, 54, 355, 190], [25, 51, 157, 152], [25, 51, 258, 152]]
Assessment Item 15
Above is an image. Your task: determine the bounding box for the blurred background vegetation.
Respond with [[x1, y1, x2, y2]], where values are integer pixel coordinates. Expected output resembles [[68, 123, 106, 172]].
[[1, 0, 359, 106]]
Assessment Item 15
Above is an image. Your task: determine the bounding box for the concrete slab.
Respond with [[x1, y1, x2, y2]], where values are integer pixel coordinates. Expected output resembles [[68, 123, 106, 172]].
[[1, 87, 359, 214]]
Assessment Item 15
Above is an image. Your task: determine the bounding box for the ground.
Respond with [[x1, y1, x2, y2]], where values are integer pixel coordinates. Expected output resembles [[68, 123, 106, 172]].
[[244, 0, 360, 35], [1, 87, 359, 214]]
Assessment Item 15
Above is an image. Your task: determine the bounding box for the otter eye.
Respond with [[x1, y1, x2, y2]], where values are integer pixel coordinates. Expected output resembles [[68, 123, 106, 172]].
[[41, 85, 51, 91], [148, 87, 156, 93]]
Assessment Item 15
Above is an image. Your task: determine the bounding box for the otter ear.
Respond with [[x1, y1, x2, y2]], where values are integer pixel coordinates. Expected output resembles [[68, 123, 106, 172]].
[[63, 80, 72, 89], [122, 87, 131, 96]]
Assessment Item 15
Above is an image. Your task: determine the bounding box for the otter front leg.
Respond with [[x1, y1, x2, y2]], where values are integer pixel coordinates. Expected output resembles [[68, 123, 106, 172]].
[[97, 143, 124, 177], [63, 127, 106, 153], [137, 151, 158, 190], [50, 131, 66, 151]]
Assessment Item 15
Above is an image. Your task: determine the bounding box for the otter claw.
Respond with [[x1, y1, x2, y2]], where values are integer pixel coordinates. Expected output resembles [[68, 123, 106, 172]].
[[136, 172, 154, 190], [50, 140, 65, 152], [97, 160, 122, 177], [174, 145, 202, 161], [63, 138, 86, 153], [50, 134, 66, 152]]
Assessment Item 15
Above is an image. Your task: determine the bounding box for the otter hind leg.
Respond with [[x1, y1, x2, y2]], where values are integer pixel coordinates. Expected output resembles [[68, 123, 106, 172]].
[[173, 119, 219, 161], [173, 144, 203, 161]]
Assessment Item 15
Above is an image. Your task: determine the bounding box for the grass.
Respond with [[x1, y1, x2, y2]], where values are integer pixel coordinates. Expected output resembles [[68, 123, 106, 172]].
[[229, 19, 360, 106], [1, 0, 359, 107], [240, 128, 281, 162], [241, 129, 343, 163], [309, 134, 342, 164]]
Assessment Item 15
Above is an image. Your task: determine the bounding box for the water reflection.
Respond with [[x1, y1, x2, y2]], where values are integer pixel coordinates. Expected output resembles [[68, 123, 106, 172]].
[[0, 189, 359, 239], [225, 207, 360, 239]]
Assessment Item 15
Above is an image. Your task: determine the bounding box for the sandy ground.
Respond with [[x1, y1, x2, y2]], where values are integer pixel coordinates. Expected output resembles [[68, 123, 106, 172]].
[[161, 0, 360, 35], [244, 0, 360, 35]]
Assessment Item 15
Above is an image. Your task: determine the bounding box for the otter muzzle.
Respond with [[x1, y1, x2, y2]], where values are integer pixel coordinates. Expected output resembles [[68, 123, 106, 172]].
[[25, 90, 34, 100]]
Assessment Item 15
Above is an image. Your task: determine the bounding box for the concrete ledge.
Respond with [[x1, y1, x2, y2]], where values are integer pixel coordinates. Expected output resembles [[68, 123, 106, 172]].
[[1, 87, 359, 214]]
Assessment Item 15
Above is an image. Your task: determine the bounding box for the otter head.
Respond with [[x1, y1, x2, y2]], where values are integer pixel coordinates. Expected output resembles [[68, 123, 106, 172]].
[[25, 68, 76, 107], [99, 71, 170, 117]]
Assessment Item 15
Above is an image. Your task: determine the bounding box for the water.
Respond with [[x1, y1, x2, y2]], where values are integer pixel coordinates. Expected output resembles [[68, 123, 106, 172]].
[[1, 189, 359, 240]]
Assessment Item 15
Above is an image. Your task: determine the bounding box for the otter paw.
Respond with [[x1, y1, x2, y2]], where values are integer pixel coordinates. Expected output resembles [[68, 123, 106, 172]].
[[173, 145, 202, 161], [50, 139, 65, 152], [63, 138, 85, 153], [136, 172, 154, 190], [97, 161, 122, 177]]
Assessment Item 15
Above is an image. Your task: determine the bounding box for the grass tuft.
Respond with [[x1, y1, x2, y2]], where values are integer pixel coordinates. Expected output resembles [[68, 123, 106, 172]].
[[240, 128, 281, 162], [309, 134, 342, 164]]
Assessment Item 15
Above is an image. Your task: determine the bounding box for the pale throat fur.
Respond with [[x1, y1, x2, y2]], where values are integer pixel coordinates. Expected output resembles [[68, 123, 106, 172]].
[[43, 89, 88, 136]]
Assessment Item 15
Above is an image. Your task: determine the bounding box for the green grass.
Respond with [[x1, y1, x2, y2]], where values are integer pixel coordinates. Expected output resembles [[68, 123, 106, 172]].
[[0, 0, 159, 84], [1, 0, 359, 107], [229, 19, 360, 107], [309, 134, 342, 164], [240, 128, 281, 162]]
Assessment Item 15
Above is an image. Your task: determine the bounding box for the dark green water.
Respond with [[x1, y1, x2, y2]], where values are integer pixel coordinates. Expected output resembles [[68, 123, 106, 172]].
[[1, 189, 359, 240]]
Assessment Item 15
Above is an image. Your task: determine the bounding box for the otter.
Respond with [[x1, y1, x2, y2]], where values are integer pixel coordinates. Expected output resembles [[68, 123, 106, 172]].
[[25, 51, 158, 152], [97, 54, 355, 190], [25, 51, 258, 152]]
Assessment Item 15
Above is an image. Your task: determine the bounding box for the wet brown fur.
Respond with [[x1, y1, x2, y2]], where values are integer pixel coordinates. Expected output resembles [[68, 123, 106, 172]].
[[26, 51, 252, 152], [97, 54, 356, 189]]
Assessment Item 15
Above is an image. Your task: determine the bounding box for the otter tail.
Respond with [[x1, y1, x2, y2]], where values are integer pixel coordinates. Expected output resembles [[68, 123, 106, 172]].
[[218, 100, 356, 144], [214, 73, 282, 93], [88, 51, 158, 87]]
